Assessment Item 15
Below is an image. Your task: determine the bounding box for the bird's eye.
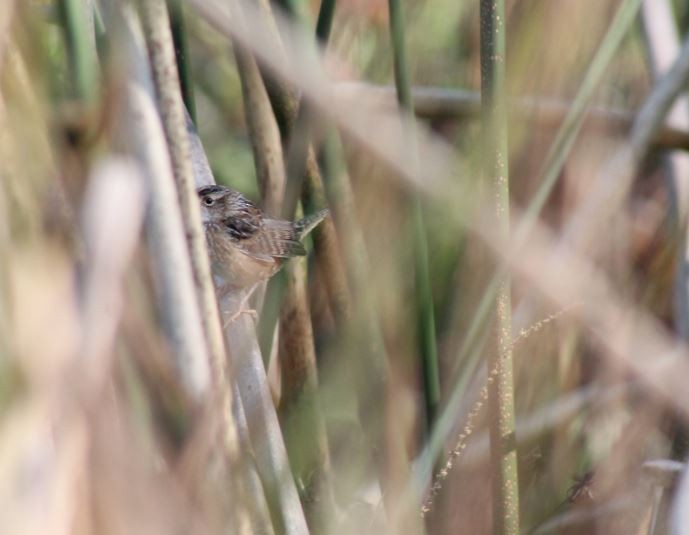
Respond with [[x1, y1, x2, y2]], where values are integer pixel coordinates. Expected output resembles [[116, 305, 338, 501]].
[[203, 196, 214, 206]]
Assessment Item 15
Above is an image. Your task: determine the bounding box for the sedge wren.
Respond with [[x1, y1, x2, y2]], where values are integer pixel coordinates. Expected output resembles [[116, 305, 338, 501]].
[[198, 184, 327, 293]]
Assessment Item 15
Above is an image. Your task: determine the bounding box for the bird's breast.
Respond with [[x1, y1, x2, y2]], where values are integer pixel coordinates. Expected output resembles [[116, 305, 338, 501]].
[[205, 224, 279, 290]]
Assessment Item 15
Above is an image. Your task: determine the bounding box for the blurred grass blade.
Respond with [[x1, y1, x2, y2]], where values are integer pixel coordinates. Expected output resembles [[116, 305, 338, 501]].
[[641, 0, 689, 224], [563, 35, 689, 255], [642, 0, 689, 342], [0, 2, 16, 74], [320, 130, 417, 533], [456, 0, 645, 377], [334, 83, 689, 151], [118, 0, 210, 401], [522, 0, 643, 233], [78, 159, 145, 398], [278, 257, 336, 531], [137, 0, 225, 403], [274, 1, 420, 525], [672, 464, 689, 534], [422, 0, 645, 488], [387, 0, 440, 434]]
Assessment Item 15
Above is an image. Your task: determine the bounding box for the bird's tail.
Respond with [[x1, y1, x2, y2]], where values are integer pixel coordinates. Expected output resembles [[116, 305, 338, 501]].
[[295, 208, 329, 240]]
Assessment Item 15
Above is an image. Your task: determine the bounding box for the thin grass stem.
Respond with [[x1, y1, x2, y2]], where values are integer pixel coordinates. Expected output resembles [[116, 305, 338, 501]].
[[480, 0, 519, 532], [387, 0, 441, 434], [57, 0, 98, 104], [135, 2, 271, 532], [167, 0, 197, 123]]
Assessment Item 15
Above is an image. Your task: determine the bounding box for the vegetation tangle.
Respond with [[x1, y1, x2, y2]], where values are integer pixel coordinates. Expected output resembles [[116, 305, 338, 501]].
[[4, 0, 689, 533]]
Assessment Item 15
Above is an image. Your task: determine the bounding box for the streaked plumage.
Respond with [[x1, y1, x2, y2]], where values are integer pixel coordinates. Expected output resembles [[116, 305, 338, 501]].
[[198, 185, 327, 290]]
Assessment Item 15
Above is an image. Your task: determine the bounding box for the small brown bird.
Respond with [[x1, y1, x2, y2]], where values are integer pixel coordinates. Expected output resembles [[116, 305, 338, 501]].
[[198, 184, 327, 293]]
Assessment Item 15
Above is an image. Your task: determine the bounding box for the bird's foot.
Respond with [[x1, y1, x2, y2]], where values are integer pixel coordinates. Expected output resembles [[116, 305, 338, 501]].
[[221, 288, 258, 327], [222, 306, 258, 327]]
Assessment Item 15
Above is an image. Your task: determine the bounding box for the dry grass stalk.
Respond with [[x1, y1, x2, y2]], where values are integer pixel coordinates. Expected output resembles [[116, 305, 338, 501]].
[[117, 6, 210, 398], [174, 8, 309, 526], [221, 289, 310, 535], [137, 0, 226, 400], [133, 12, 271, 533], [0, 158, 144, 535], [278, 256, 336, 530], [188, 107, 310, 535]]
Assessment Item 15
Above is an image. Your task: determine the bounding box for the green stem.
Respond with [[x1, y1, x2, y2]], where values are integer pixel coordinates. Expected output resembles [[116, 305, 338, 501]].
[[388, 0, 412, 110], [315, 0, 337, 43], [57, 0, 98, 104], [480, 0, 519, 533], [320, 130, 406, 519], [167, 0, 197, 123], [387, 0, 440, 431]]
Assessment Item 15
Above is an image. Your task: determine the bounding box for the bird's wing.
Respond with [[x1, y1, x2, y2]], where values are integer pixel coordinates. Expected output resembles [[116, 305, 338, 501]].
[[226, 214, 306, 260], [249, 218, 306, 258]]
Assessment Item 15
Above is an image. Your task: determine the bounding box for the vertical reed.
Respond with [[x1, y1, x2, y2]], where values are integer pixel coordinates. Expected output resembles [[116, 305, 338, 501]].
[[480, 0, 520, 532]]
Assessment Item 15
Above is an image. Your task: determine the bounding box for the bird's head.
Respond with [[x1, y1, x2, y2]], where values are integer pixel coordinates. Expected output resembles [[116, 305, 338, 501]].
[[197, 185, 233, 223], [197, 185, 261, 231]]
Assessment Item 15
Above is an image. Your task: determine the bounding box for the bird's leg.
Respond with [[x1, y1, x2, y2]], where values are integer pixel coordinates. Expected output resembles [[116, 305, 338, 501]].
[[222, 286, 259, 327]]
